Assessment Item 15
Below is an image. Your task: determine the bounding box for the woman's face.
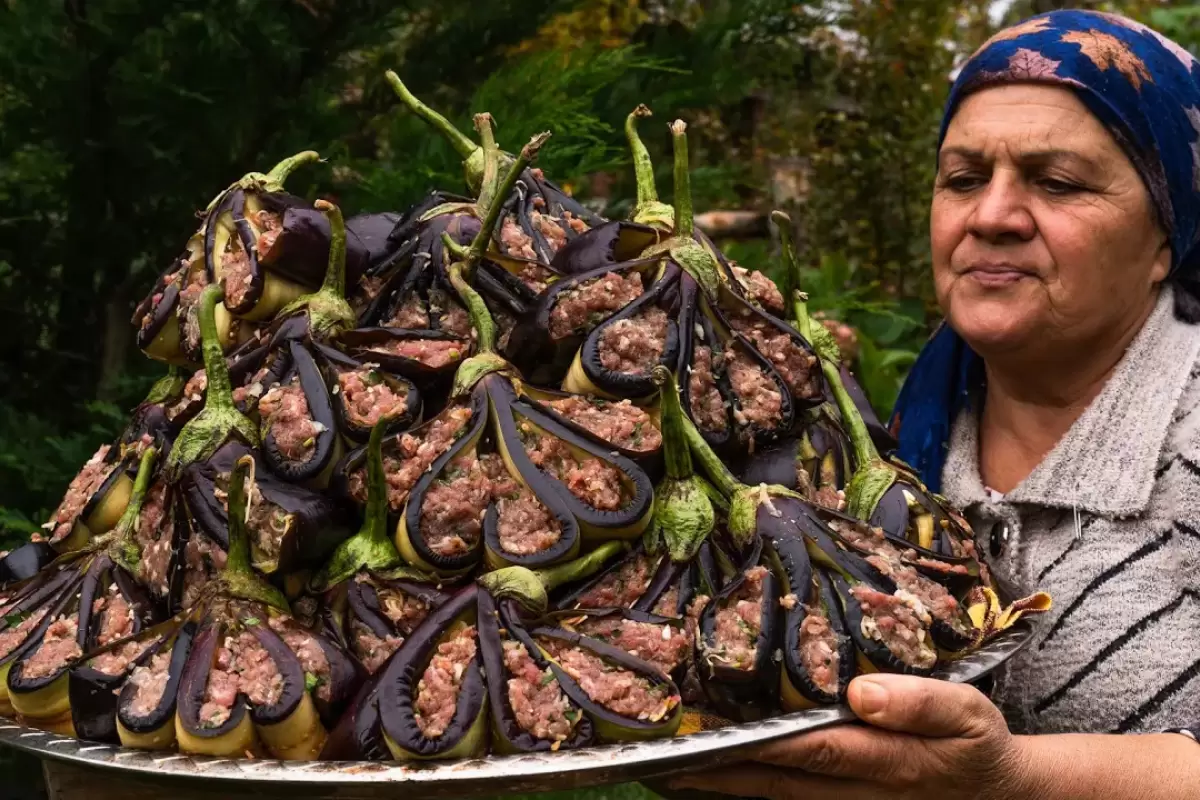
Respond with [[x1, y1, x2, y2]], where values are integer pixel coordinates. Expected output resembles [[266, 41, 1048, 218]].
[[931, 84, 1171, 362]]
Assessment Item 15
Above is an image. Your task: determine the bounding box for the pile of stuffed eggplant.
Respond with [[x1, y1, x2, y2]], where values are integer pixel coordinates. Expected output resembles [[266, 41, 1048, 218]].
[[0, 74, 1048, 763]]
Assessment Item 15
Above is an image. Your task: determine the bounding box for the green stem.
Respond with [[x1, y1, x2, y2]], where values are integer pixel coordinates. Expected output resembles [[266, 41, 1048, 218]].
[[467, 131, 551, 268], [265, 151, 321, 186], [198, 285, 235, 413], [448, 258, 496, 353], [109, 447, 157, 567], [670, 120, 694, 239], [682, 413, 742, 499], [821, 358, 879, 469], [626, 105, 658, 207], [474, 113, 501, 215], [535, 541, 628, 592], [315, 199, 347, 299], [223, 454, 290, 612], [145, 366, 185, 405], [385, 71, 477, 159], [651, 366, 692, 480], [771, 210, 811, 338]]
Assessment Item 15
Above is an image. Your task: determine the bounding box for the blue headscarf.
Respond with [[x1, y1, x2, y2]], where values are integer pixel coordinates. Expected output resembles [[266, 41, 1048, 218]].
[[891, 10, 1200, 493]]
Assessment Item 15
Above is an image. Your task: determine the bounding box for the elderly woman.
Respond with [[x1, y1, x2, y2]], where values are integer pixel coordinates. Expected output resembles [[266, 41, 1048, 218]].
[[672, 9, 1200, 799]]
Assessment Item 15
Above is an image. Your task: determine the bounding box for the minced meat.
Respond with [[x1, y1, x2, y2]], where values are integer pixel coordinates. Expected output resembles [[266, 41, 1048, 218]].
[[371, 337, 468, 369], [688, 347, 728, 432], [389, 296, 430, 329], [546, 396, 661, 453], [726, 349, 783, 429], [514, 261, 556, 294], [798, 608, 841, 696], [503, 640, 577, 742], [352, 619, 405, 674], [347, 404, 473, 511], [521, 426, 628, 511], [125, 651, 172, 717], [830, 520, 903, 562], [91, 588, 148, 676], [253, 210, 283, 259], [576, 553, 658, 609], [338, 367, 408, 429], [167, 370, 206, 420], [221, 244, 254, 309], [652, 587, 680, 618], [531, 210, 568, 255], [540, 638, 678, 722], [200, 632, 284, 728], [213, 473, 291, 570], [731, 264, 784, 313], [598, 307, 669, 375], [43, 444, 114, 542], [0, 609, 48, 661], [23, 613, 81, 680], [414, 625, 478, 739], [709, 566, 768, 671], [575, 617, 690, 678], [137, 481, 173, 597], [259, 380, 321, 463], [863, 557, 970, 637], [179, 268, 209, 354], [429, 290, 472, 337], [850, 585, 937, 669], [549, 272, 644, 340], [182, 534, 226, 610], [419, 455, 491, 558], [500, 216, 537, 260], [478, 455, 562, 556], [367, 579, 432, 635], [269, 616, 332, 702], [729, 316, 820, 401]]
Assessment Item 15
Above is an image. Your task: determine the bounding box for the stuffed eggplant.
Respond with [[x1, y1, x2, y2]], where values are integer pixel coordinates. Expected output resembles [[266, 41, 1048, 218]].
[[313, 344, 421, 445], [114, 621, 196, 750]]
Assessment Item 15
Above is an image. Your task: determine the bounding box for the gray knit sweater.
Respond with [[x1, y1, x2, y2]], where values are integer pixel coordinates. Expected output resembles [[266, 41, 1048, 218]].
[[941, 286, 1200, 736]]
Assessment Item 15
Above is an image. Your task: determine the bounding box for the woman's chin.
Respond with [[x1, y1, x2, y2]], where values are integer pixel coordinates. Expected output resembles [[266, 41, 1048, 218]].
[[946, 296, 1044, 355]]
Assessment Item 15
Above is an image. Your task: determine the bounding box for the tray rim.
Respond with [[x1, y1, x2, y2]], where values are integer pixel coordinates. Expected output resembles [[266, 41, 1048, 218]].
[[0, 623, 1031, 796]]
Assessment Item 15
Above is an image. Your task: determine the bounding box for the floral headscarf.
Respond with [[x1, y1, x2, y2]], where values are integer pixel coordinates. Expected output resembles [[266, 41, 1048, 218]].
[[891, 10, 1200, 492]]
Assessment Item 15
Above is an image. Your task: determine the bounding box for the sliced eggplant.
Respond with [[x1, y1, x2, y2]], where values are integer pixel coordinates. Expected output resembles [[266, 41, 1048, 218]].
[[116, 622, 196, 750], [313, 343, 422, 444]]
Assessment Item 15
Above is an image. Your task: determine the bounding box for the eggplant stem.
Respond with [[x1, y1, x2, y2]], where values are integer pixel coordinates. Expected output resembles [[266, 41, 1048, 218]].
[[385, 71, 477, 159], [145, 366, 186, 405], [474, 113, 501, 214], [315, 200, 347, 299], [535, 540, 628, 592], [107, 447, 157, 570], [670, 120, 693, 238], [222, 454, 290, 612], [468, 131, 551, 268], [265, 151, 321, 187], [771, 210, 812, 339], [682, 412, 741, 499], [627, 105, 658, 206], [277, 200, 355, 340], [651, 366, 693, 480], [448, 258, 496, 354], [821, 358, 879, 471]]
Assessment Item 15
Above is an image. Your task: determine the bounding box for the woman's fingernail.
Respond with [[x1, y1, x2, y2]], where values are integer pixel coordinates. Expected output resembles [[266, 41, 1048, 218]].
[[857, 679, 889, 716]]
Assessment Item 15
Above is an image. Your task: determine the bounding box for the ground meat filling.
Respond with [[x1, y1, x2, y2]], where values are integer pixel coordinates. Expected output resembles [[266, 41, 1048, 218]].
[[91, 588, 148, 676], [367, 578, 432, 635], [136, 481, 173, 597], [598, 307, 669, 375], [43, 445, 114, 542], [23, 613, 82, 680], [850, 586, 937, 669], [576, 554, 658, 609], [430, 291, 472, 337], [269, 616, 332, 702], [709, 566, 768, 671], [651, 587, 680, 618], [0, 610, 48, 661], [863, 556, 971, 636], [213, 474, 291, 569], [352, 619, 405, 674], [419, 454, 490, 558], [200, 632, 285, 728], [725, 348, 783, 429], [259, 380, 321, 463], [549, 272, 644, 340], [338, 367, 408, 429], [500, 216, 537, 260], [520, 424, 629, 511], [575, 618, 690, 678], [503, 640, 578, 742], [494, 481, 562, 556], [126, 652, 172, 717], [514, 261, 557, 294], [414, 625, 478, 739], [371, 337, 468, 369], [253, 210, 284, 260], [798, 608, 841, 696], [731, 265, 785, 313], [168, 370, 207, 420], [179, 269, 209, 353], [389, 295, 429, 329], [541, 639, 679, 722], [729, 316, 820, 401], [348, 405, 473, 511], [531, 210, 568, 256], [688, 346, 728, 432], [182, 534, 227, 609], [221, 244, 254, 309], [546, 396, 662, 453]]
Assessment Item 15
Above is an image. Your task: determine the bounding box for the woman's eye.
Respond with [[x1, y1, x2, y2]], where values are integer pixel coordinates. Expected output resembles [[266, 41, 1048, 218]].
[[1039, 178, 1085, 195], [940, 174, 987, 192]]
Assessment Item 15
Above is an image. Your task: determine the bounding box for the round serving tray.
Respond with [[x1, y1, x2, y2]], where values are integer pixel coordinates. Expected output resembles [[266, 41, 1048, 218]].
[[0, 623, 1031, 799]]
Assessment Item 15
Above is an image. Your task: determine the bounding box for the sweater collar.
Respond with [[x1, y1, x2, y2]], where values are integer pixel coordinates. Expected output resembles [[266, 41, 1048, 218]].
[[942, 286, 1200, 518]]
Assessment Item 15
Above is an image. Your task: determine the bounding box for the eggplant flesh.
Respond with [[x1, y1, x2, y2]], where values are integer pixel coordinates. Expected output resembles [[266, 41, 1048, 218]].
[[781, 570, 855, 709], [116, 623, 196, 750], [259, 340, 341, 485]]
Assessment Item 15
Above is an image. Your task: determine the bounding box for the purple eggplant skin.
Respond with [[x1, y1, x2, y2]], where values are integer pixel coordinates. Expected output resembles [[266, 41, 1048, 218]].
[[694, 540, 782, 724], [346, 212, 403, 273], [868, 479, 973, 559], [377, 584, 487, 760], [0, 543, 58, 587], [182, 442, 354, 575], [549, 220, 661, 276], [317, 659, 391, 761], [338, 327, 473, 385], [133, 258, 188, 351], [274, 617, 363, 729], [5, 569, 89, 703], [311, 343, 422, 444], [551, 542, 656, 612], [675, 279, 738, 455], [479, 592, 595, 754], [260, 340, 340, 484], [116, 622, 196, 741], [174, 621, 254, 743], [564, 605, 692, 688], [371, 191, 473, 279]]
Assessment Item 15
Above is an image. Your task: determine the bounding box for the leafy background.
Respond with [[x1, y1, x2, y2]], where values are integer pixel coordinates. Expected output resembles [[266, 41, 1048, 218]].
[[0, 0, 1196, 797]]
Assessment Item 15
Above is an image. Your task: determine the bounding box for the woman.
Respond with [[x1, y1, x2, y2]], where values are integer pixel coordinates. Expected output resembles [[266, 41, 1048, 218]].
[[673, 9, 1200, 799]]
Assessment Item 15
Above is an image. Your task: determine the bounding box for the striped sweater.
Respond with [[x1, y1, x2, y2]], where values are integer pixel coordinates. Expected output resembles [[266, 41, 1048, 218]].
[[942, 286, 1200, 736]]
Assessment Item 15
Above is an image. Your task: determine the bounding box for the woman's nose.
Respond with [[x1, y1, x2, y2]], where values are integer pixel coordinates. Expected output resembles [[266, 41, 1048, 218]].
[[966, 173, 1036, 244]]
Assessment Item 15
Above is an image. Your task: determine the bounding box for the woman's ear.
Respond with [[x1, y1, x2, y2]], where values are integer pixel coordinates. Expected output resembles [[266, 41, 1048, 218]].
[[1151, 238, 1172, 284]]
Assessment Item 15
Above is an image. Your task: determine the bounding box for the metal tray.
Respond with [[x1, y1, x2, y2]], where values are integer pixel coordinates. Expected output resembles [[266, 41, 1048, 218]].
[[0, 624, 1031, 798]]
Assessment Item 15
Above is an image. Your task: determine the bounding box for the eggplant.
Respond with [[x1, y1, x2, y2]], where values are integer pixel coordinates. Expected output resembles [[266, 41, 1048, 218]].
[[346, 212, 404, 273], [40, 442, 135, 553], [479, 591, 594, 754], [258, 340, 342, 486], [559, 606, 692, 687], [313, 343, 421, 444], [0, 542, 57, 587], [317, 660, 391, 760], [0, 568, 85, 720], [378, 584, 487, 761], [183, 442, 353, 575], [116, 621, 196, 750], [737, 409, 853, 511]]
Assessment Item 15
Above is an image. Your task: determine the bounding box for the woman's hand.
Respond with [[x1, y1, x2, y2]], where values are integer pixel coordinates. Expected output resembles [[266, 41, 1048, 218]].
[[669, 674, 1030, 800]]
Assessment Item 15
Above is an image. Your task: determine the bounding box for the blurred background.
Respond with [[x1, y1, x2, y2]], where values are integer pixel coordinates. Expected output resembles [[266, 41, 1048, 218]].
[[0, 0, 1196, 796]]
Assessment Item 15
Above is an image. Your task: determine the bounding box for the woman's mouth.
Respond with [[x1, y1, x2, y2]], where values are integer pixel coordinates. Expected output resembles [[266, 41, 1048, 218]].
[[962, 264, 1033, 288]]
